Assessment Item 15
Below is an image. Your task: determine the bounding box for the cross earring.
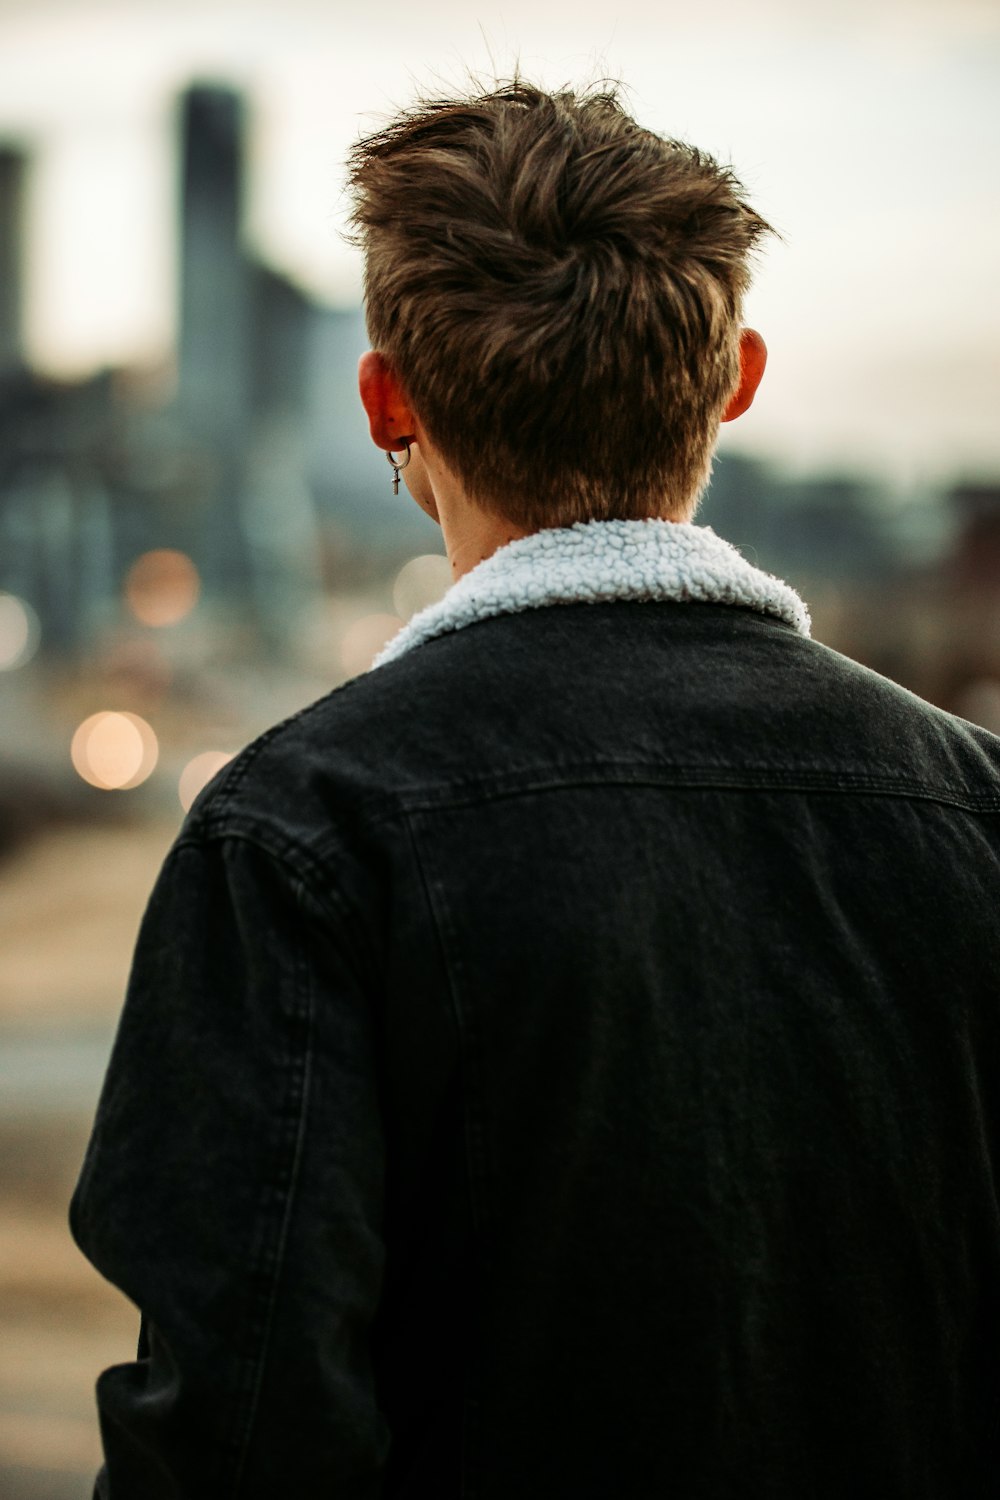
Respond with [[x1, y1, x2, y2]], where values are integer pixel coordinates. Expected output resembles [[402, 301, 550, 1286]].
[[386, 442, 412, 494]]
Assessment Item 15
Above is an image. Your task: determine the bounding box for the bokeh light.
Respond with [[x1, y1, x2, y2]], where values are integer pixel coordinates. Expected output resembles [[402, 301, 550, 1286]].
[[178, 750, 234, 812], [0, 591, 41, 670], [340, 613, 403, 678], [392, 553, 452, 621], [124, 548, 200, 627], [70, 711, 159, 790]]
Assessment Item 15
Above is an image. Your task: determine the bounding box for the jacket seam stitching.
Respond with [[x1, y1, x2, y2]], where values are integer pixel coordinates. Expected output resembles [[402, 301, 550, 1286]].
[[229, 876, 315, 1497], [170, 826, 381, 984], [402, 810, 487, 1500], [179, 768, 1000, 841], [385, 771, 1000, 818]]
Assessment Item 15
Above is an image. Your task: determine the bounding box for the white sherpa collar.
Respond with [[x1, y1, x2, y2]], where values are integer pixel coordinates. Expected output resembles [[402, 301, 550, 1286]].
[[372, 518, 810, 669]]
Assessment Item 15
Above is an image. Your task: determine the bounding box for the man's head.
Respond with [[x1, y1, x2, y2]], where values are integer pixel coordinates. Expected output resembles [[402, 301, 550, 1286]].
[[348, 78, 772, 529]]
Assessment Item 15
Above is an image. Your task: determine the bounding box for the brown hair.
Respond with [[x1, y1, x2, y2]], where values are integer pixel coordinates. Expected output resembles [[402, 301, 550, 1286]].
[[347, 77, 773, 528]]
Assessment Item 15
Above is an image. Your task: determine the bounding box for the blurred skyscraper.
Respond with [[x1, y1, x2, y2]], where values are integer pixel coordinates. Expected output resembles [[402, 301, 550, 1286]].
[[175, 83, 280, 605], [0, 146, 25, 377], [177, 86, 252, 443]]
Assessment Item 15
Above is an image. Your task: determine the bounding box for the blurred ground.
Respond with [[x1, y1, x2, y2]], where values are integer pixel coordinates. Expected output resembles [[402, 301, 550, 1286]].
[[0, 817, 177, 1499]]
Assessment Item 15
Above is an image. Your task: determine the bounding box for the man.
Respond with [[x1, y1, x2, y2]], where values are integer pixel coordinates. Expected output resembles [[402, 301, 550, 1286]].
[[72, 79, 1000, 1497]]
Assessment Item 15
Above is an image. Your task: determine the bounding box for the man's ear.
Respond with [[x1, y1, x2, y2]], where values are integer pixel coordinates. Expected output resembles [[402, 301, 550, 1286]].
[[721, 329, 767, 423], [358, 350, 419, 450]]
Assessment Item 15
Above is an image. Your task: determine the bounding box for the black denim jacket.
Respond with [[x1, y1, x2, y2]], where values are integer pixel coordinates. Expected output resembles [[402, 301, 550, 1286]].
[[71, 586, 1000, 1498]]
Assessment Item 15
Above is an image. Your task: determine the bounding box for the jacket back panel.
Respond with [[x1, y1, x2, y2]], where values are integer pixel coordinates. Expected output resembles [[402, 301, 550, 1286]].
[[340, 603, 1000, 1499]]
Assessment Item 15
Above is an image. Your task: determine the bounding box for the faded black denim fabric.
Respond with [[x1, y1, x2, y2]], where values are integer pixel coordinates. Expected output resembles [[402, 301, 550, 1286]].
[[70, 600, 1000, 1498]]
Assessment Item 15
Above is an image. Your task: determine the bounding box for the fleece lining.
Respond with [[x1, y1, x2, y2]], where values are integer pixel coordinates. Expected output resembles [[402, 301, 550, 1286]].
[[372, 518, 811, 669]]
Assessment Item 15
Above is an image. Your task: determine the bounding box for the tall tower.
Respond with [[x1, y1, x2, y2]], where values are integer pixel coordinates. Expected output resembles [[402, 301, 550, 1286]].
[[177, 84, 253, 442], [0, 146, 26, 375], [176, 84, 254, 594]]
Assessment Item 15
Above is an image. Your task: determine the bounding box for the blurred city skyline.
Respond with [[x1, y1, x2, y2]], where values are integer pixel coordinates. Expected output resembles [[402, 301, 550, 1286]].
[[0, 0, 997, 483]]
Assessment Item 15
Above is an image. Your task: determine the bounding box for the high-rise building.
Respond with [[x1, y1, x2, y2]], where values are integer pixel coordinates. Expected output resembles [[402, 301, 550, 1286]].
[[174, 83, 257, 596], [177, 85, 252, 443], [0, 146, 26, 376]]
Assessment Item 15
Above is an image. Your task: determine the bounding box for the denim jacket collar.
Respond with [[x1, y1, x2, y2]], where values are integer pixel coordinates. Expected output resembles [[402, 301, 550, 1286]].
[[373, 518, 811, 669]]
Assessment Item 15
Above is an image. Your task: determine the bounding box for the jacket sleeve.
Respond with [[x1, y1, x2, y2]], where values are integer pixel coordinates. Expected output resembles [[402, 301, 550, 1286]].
[[69, 830, 390, 1499]]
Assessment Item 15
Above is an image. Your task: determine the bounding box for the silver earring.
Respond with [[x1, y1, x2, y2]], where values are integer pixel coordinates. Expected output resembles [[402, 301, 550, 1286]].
[[386, 442, 411, 494]]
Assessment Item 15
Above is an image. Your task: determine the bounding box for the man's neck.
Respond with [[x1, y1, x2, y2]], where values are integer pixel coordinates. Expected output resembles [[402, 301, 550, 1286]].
[[424, 460, 534, 582], [440, 506, 534, 582]]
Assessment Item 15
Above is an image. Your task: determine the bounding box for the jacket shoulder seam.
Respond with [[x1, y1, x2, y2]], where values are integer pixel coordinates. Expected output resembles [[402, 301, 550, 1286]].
[[170, 823, 380, 982]]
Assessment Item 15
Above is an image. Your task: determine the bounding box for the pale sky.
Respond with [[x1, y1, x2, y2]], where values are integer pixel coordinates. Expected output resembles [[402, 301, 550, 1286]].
[[0, 0, 998, 483]]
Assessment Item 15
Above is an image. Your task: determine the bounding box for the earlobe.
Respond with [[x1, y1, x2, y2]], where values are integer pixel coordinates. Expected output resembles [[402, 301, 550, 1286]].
[[721, 328, 767, 423]]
